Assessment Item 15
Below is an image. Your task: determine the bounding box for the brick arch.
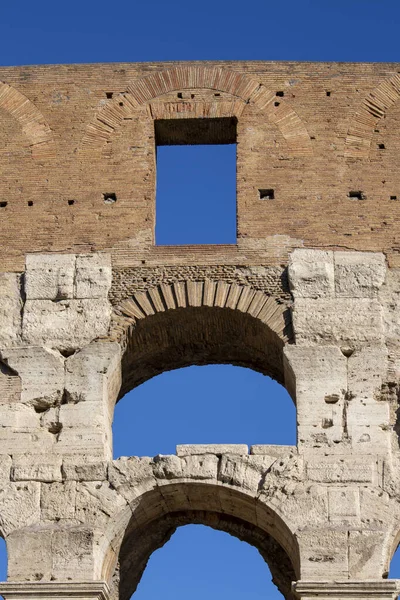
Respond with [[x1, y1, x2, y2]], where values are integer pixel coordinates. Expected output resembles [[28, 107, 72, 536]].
[[102, 480, 300, 600], [110, 280, 292, 397], [0, 82, 55, 159], [344, 73, 400, 159], [80, 66, 312, 156]]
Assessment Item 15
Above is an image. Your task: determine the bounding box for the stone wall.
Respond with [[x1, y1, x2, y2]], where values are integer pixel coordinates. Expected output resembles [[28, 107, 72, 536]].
[[0, 60, 400, 600], [0, 249, 398, 599]]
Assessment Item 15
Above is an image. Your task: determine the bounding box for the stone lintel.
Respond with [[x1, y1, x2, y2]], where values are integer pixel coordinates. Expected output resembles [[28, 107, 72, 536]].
[[293, 580, 399, 599], [0, 581, 110, 600], [176, 444, 248, 456]]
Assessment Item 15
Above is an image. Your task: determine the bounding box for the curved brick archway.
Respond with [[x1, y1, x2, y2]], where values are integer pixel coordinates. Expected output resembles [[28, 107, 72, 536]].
[[344, 73, 400, 158], [80, 65, 313, 157], [103, 480, 299, 600], [110, 281, 292, 396], [0, 82, 55, 159]]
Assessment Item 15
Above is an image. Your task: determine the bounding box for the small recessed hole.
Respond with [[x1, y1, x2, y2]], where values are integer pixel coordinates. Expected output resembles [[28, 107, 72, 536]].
[[274, 101, 280, 107], [0, 202, 8, 208], [119, 102, 124, 107], [259, 189, 275, 200], [177, 92, 183, 99], [67, 200, 75, 206], [106, 92, 113, 99], [378, 143, 385, 149], [103, 192, 117, 204], [348, 191, 365, 200], [391, 195, 397, 200], [326, 91, 331, 97], [276, 91, 284, 97], [28, 201, 33, 206], [310, 136, 316, 140], [214, 93, 221, 97]]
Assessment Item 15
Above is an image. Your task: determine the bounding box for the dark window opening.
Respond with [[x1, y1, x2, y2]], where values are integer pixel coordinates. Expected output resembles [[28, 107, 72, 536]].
[[378, 143, 386, 149], [155, 117, 237, 245], [259, 189, 275, 200], [103, 192, 117, 204], [348, 191, 365, 200], [28, 201, 33, 206], [391, 195, 397, 201], [0, 202, 7, 208], [106, 92, 113, 99], [276, 91, 284, 97], [67, 199, 75, 206], [326, 91, 332, 97]]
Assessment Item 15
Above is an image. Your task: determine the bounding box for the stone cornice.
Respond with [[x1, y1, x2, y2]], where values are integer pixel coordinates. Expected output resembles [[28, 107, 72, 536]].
[[293, 580, 399, 598], [0, 581, 110, 599]]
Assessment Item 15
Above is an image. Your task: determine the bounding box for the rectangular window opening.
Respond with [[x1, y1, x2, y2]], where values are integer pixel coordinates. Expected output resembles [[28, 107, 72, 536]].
[[155, 117, 237, 246]]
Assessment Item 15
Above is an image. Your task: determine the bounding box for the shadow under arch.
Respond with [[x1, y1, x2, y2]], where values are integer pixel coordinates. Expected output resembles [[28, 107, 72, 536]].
[[105, 481, 299, 600], [111, 281, 293, 399]]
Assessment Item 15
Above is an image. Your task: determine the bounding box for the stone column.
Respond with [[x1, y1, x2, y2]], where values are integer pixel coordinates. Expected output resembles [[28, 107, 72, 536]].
[[0, 581, 109, 600], [293, 580, 399, 600]]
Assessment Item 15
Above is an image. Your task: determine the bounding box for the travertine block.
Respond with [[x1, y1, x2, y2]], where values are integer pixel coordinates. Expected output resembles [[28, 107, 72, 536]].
[[0, 482, 40, 535], [250, 444, 296, 455], [62, 456, 108, 481], [299, 529, 350, 579], [41, 481, 76, 520], [65, 342, 121, 410], [25, 254, 76, 300], [11, 455, 62, 482], [347, 345, 388, 399], [328, 487, 360, 522], [22, 299, 111, 351], [75, 254, 112, 299], [288, 249, 334, 298], [1, 346, 64, 408], [285, 346, 347, 444], [176, 444, 248, 456], [0, 273, 22, 346], [306, 456, 377, 484], [334, 251, 386, 298], [59, 402, 107, 429], [292, 298, 384, 345]]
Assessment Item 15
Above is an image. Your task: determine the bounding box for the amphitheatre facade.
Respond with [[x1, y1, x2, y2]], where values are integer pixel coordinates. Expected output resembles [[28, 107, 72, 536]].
[[0, 60, 399, 598]]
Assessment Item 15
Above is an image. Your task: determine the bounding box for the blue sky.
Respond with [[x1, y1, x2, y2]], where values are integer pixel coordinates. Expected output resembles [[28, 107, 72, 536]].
[[1, 0, 400, 597]]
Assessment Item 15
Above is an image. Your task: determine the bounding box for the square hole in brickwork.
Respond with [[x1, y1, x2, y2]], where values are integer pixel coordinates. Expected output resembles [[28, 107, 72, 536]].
[[155, 117, 237, 245]]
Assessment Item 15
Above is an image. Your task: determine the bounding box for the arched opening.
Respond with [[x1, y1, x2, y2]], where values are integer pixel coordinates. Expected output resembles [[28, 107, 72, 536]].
[[389, 543, 400, 578], [132, 524, 283, 599], [0, 536, 7, 597], [113, 364, 295, 458], [108, 483, 298, 600]]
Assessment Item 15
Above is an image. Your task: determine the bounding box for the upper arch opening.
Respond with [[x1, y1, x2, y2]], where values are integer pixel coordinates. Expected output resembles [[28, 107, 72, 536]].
[[111, 281, 292, 399]]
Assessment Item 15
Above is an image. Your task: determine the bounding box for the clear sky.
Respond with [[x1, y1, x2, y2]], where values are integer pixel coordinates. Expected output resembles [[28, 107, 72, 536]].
[[1, 0, 400, 598]]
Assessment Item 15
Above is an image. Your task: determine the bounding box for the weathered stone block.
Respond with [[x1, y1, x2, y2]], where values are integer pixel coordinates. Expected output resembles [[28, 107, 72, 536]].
[[0, 273, 22, 347], [1, 346, 64, 409], [75, 254, 112, 299], [288, 249, 334, 298], [292, 298, 384, 345], [22, 299, 111, 351], [62, 456, 108, 481], [328, 487, 360, 522], [11, 454, 62, 482], [25, 254, 75, 300], [0, 482, 40, 535], [334, 251, 386, 298], [176, 444, 248, 456], [41, 481, 76, 520]]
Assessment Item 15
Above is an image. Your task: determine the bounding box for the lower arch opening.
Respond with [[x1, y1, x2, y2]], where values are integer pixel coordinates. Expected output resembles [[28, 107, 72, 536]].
[[109, 483, 299, 600], [129, 523, 285, 600]]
